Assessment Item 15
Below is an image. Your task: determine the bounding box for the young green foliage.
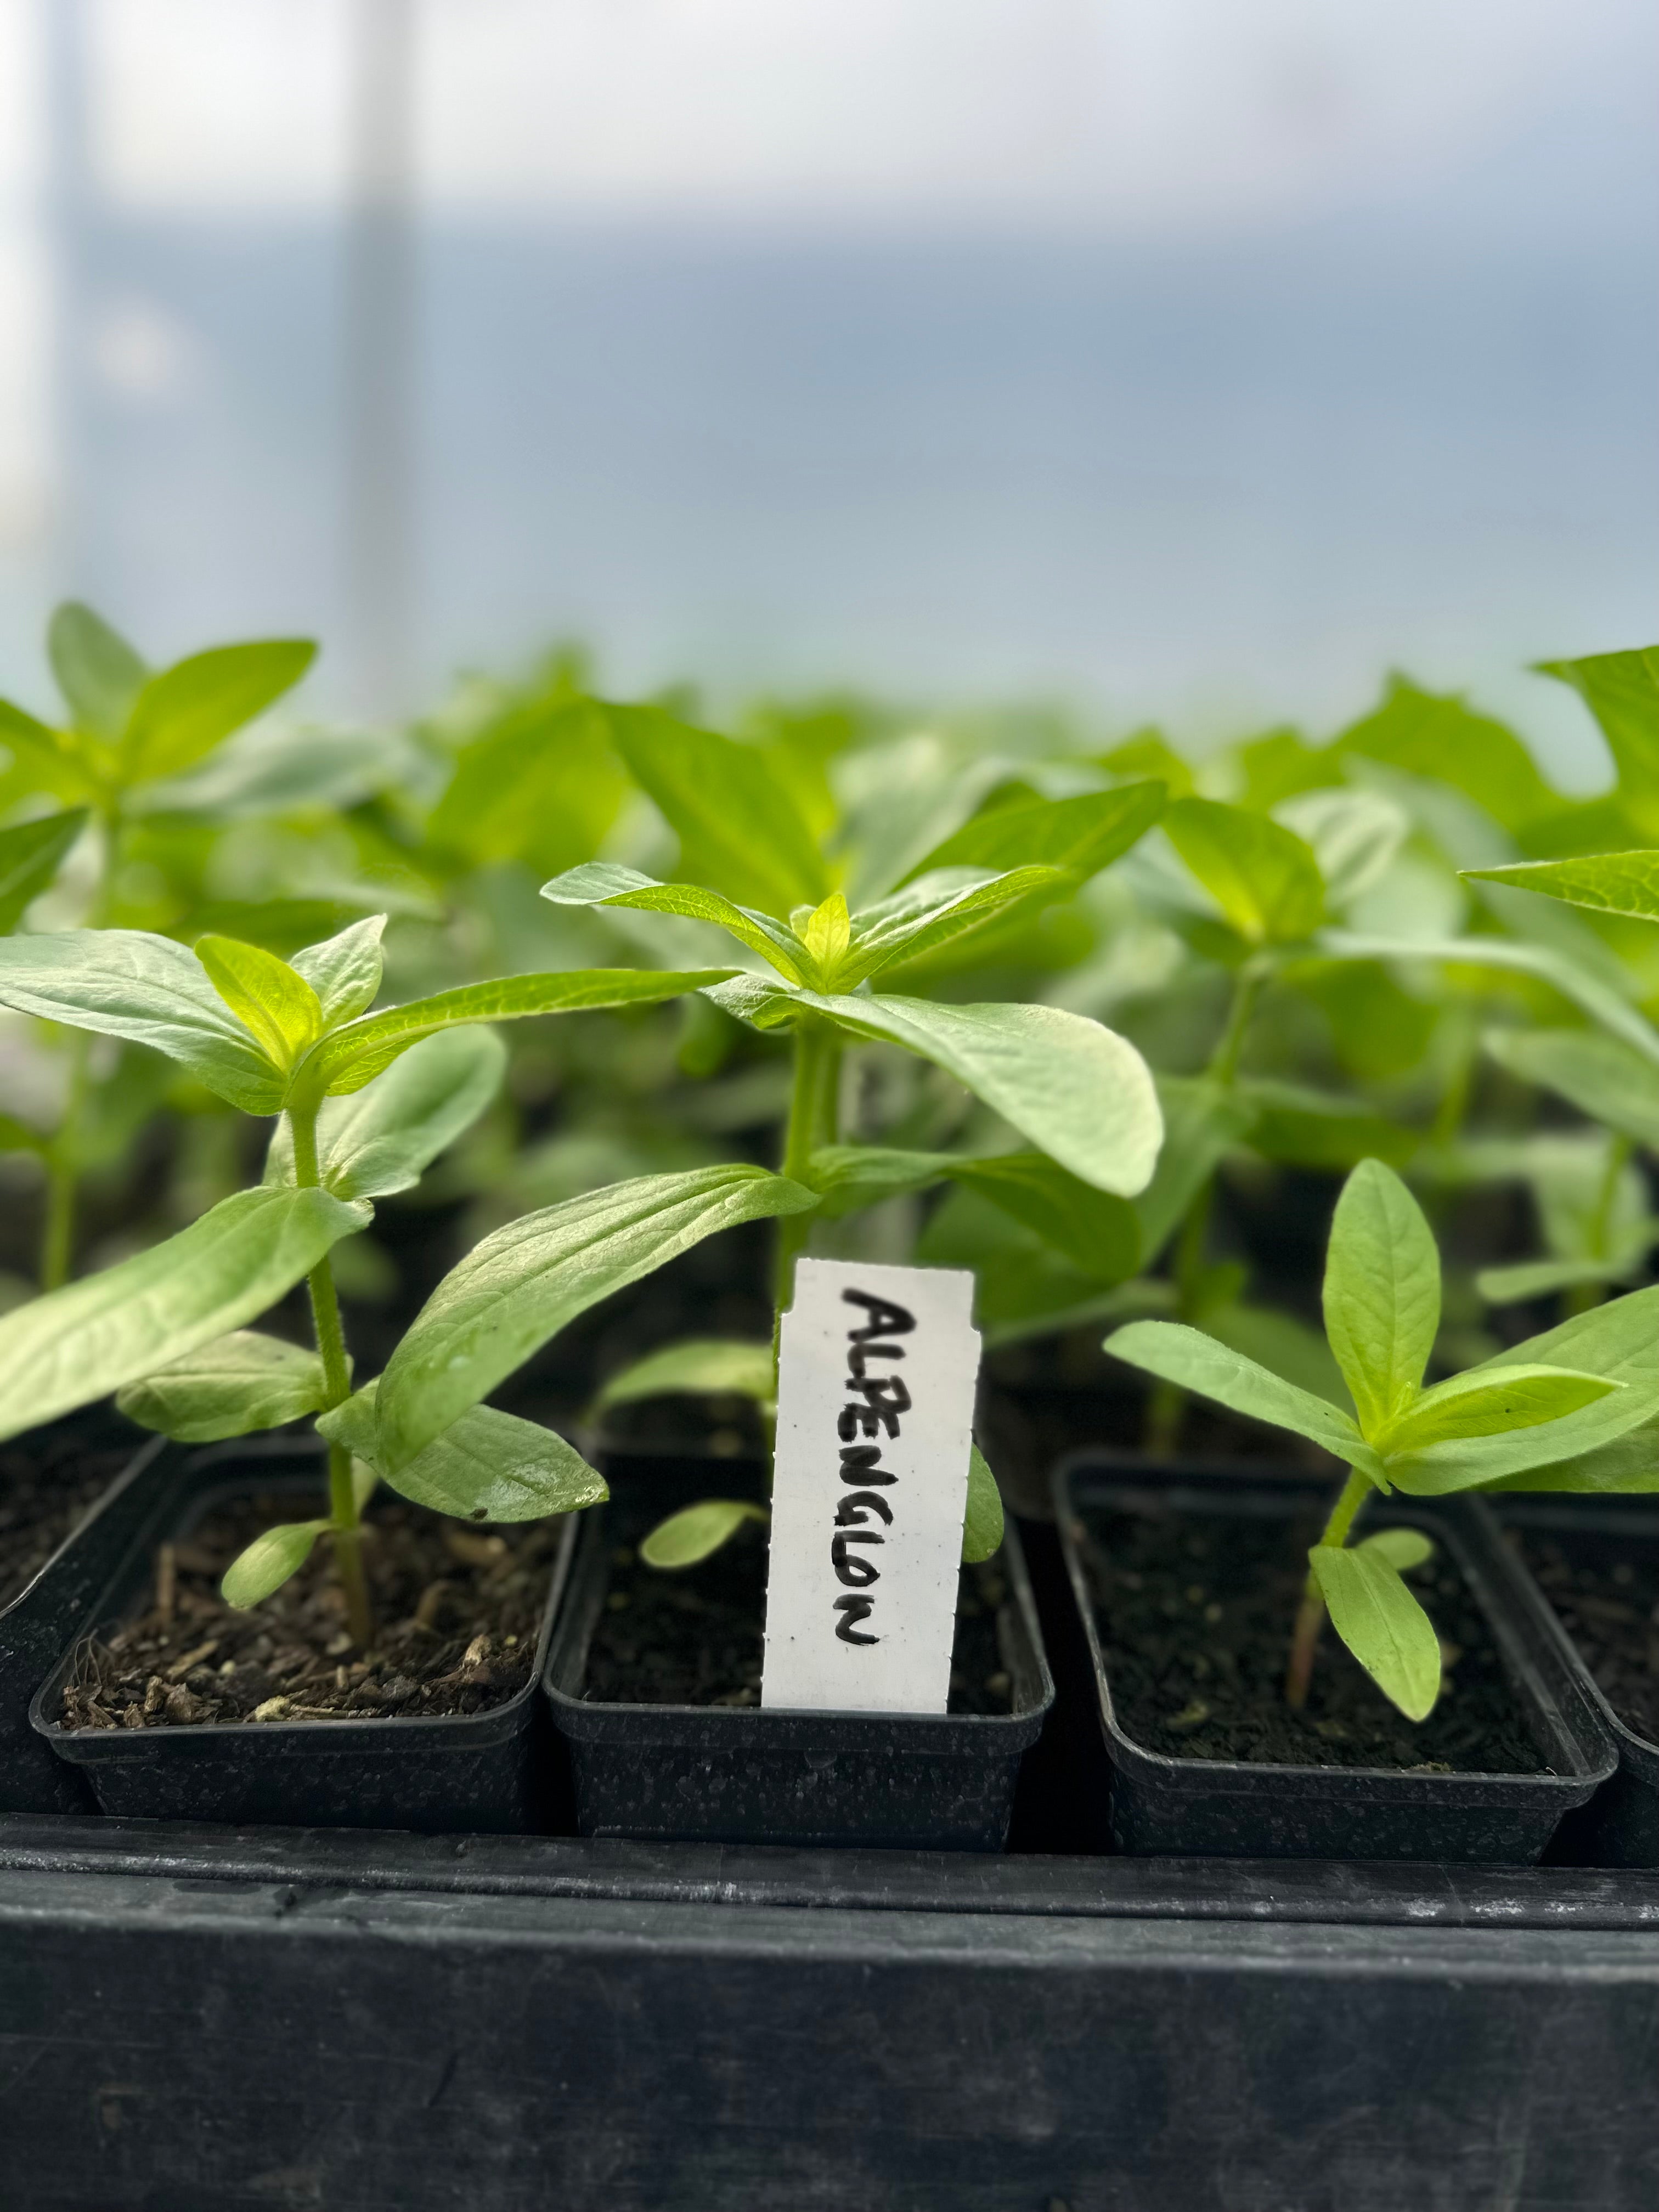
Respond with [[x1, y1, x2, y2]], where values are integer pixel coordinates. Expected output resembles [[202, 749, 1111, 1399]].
[[541, 699, 1171, 1578], [0, 606, 324, 1289], [1163, 797, 1325, 947], [1107, 1158, 1659, 1718], [0, 910, 743, 1639]]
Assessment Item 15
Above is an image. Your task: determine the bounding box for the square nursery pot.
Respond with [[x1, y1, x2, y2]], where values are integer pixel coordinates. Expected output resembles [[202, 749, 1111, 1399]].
[[1053, 1454, 1617, 1863], [543, 1449, 1054, 1849], [31, 1437, 579, 1834], [1470, 1494, 1659, 1870], [0, 1411, 167, 1815]]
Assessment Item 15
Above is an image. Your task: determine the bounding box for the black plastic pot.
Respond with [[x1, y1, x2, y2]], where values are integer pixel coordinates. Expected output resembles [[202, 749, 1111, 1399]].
[[32, 1438, 579, 1833], [1053, 1455, 1617, 1861], [1471, 1496, 1659, 1870], [544, 1453, 1054, 1849], [0, 1412, 166, 1815]]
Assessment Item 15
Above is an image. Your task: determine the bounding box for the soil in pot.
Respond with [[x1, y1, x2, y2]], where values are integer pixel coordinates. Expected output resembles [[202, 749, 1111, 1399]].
[[0, 1427, 144, 1613], [55, 1492, 561, 1732], [1080, 1504, 1545, 1774], [1515, 1527, 1659, 1746], [582, 1521, 1014, 1716]]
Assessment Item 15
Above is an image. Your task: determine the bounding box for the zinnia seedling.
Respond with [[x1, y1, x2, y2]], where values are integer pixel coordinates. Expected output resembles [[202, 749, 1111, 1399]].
[[0, 913, 797, 1645], [542, 699, 1169, 1572], [1107, 1158, 1659, 1718], [0, 602, 319, 1288]]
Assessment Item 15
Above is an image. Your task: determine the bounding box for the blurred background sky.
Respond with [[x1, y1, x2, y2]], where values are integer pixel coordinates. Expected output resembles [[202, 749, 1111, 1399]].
[[0, 0, 1654, 779]]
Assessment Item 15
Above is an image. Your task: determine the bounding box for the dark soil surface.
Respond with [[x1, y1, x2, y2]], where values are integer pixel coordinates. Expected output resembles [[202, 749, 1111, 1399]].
[[1080, 1503, 1545, 1774], [583, 1523, 1013, 1714], [0, 1429, 139, 1614], [57, 1492, 561, 1731], [1517, 1527, 1659, 1746]]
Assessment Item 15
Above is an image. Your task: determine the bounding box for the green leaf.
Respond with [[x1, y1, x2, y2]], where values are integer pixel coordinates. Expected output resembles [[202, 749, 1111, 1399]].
[[962, 1442, 1004, 1564], [1132, 1076, 1255, 1261], [0, 809, 88, 934], [195, 935, 323, 1070], [122, 639, 318, 783], [1322, 1159, 1440, 1438], [1481, 1026, 1659, 1151], [710, 978, 1163, 1199], [1381, 1365, 1618, 1453], [1389, 1285, 1659, 1493], [1336, 674, 1557, 834], [838, 867, 1072, 985], [1105, 1320, 1384, 1480], [0, 1113, 48, 1156], [899, 781, 1166, 886], [116, 1329, 330, 1442], [318, 1383, 607, 1523], [951, 1151, 1140, 1277], [1164, 797, 1325, 945], [0, 928, 286, 1111], [47, 602, 148, 740], [302, 967, 736, 1097], [221, 1519, 331, 1610], [0, 1184, 368, 1442], [1274, 787, 1408, 908], [1480, 1419, 1659, 1494], [639, 1498, 768, 1570], [1477, 1255, 1649, 1306], [800, 893, 850, 977], [289, 914, 386, 1026], [540, 862, 806, 981], [1203, 1300, 1349, 1409], [0, 701, 87, 802], [1355, 1527, 1435, 1574], [591, 1338, 776, 1415], [1463, 852, 1659, 924], [1321, 929, 1659, 1074], [375, 1165, 818, 1470], [601, 701, 830, 917], [267, 1027, 506, 1200], [1235, 1078, 1418, 1171], [812, 1143, 1138, 1277], [1308, 1543, 1442, 1720], [1537, 649, 1659, 829], [430, 694, 627, 877]]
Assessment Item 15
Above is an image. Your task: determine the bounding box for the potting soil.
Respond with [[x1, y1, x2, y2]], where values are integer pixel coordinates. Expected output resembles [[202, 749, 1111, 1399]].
[[1082, 1504, 1545, 1773]]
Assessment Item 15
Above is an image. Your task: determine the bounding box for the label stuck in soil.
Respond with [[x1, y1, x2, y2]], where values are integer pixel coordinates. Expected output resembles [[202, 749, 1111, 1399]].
[[761, 1257, 980, 1714]]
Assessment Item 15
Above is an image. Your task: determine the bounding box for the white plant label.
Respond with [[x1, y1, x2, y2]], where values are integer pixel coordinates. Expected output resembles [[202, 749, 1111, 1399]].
[[761, 1257, 980, 1716]]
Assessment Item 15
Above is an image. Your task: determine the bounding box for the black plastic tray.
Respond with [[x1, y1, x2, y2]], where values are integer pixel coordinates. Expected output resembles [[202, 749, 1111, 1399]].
[[0, 1808, 1656, 2211], [1053, 1455, 1617, 1861], [0, 1413, 166, 1815], [1473, 1494, 1659, 1869], [32, 1438, 578, 1833], [544, 1497, 1053, 1849]]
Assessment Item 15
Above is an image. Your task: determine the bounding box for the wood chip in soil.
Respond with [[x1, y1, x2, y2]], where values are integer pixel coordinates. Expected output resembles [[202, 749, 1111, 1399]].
[[1516, 1525, 1659, 1745], [0, 1430, 137, 1615], [583, 1522, 1014, 1714], [1081, 1504, 1545, 1774], [57, 1491, 562, 1731]]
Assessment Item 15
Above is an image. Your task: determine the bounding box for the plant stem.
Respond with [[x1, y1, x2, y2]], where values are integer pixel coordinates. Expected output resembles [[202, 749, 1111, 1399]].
[[1566, 1132, 1633, 1317], [1429, 1010, 1477, 1152], [1142, 972, 1260, 1453], [1207, 961, 1264, 1086], [40, 803, 121, 1290], [287, 1100, 374, 1649], [771, 1017, 836, 1403], [1146, 1182, 1217, 1455], [1284, 1466, 1372, 1708], [40, 1033, 89, 1290]]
